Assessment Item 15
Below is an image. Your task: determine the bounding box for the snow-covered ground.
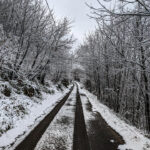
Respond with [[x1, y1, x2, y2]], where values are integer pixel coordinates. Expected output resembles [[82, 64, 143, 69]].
[[35, 86, 76, 150], [78, 84, 150, 150], [80, 93, 96, 131], [0, 82, 71, 150]]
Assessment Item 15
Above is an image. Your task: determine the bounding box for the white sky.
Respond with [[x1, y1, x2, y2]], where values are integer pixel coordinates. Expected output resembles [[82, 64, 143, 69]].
[[47, 0, 117, 46]]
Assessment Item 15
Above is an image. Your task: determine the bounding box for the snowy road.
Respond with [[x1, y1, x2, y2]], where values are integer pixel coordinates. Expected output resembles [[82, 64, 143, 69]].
[[11, 83, 149, 150]]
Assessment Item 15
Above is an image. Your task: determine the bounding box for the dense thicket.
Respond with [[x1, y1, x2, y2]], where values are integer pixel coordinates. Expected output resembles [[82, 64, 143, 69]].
[[0, 0, 74, 84], [77, 0, 150, 134]]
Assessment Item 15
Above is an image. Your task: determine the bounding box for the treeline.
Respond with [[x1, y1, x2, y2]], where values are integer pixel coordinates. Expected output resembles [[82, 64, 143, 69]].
[[77, 0, 150, 134], [0, 0, 73, 84]]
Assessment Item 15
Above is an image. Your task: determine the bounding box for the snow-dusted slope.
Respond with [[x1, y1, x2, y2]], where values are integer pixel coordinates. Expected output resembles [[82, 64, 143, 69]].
[[0, 82, 70, 150]]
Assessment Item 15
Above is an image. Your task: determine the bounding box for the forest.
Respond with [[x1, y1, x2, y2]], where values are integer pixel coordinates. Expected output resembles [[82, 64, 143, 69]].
[[77, 0, 150, 134], [0, 0, 150, 150], [0, 0, 74, 85]]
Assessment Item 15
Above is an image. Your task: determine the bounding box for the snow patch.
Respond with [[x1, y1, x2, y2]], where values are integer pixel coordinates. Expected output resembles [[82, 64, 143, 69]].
[[110, 139, 115, 143]]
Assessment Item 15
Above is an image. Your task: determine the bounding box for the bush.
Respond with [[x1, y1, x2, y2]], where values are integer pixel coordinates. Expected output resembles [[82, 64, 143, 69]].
[[61, 78, 69, 88], [23, 85, 35, 97], [2, 85, 11, 97], [14, 104, 27, 117], [56, 84, 63, 91]]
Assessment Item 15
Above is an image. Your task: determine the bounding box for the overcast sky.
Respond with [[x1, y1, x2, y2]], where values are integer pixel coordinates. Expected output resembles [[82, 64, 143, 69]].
[[47, 0, 116, 46]]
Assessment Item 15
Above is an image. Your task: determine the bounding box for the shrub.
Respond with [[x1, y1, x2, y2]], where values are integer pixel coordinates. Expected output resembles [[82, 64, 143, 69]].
[[23, 85, 35, 97], [2, 85, 11, 97], [56, 84, 63, 91], [61, 78, 69, 88]]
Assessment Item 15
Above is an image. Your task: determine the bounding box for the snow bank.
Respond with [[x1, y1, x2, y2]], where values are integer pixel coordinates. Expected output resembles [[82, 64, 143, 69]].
[[0, 83, 70, 150], [79, 84, 150, 150]]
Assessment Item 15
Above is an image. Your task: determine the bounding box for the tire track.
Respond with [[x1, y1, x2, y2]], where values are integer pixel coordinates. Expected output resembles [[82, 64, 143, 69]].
[[14, 85, 74, 150], [73, 84, 90, 150]]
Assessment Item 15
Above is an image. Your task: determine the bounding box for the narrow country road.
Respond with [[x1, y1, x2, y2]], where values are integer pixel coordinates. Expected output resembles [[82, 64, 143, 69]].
[[14, 83, 124, 150]]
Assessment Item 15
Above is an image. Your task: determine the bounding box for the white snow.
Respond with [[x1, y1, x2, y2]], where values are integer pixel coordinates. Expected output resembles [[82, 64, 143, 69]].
[[78, 83, 150, 150], [110, 140, 115, 143], [0, 83, 71, 150]]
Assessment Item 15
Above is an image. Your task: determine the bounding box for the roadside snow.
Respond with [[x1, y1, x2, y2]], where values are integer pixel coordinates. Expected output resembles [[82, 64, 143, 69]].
[[35, 86, 76, 150], [78, 84, 150, 150], [0, 84, 71, 150], [80, 94, 95, 128]]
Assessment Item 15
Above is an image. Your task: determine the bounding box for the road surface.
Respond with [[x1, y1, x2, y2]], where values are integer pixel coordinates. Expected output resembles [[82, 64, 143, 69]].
[[14, 83, 124, 150]]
